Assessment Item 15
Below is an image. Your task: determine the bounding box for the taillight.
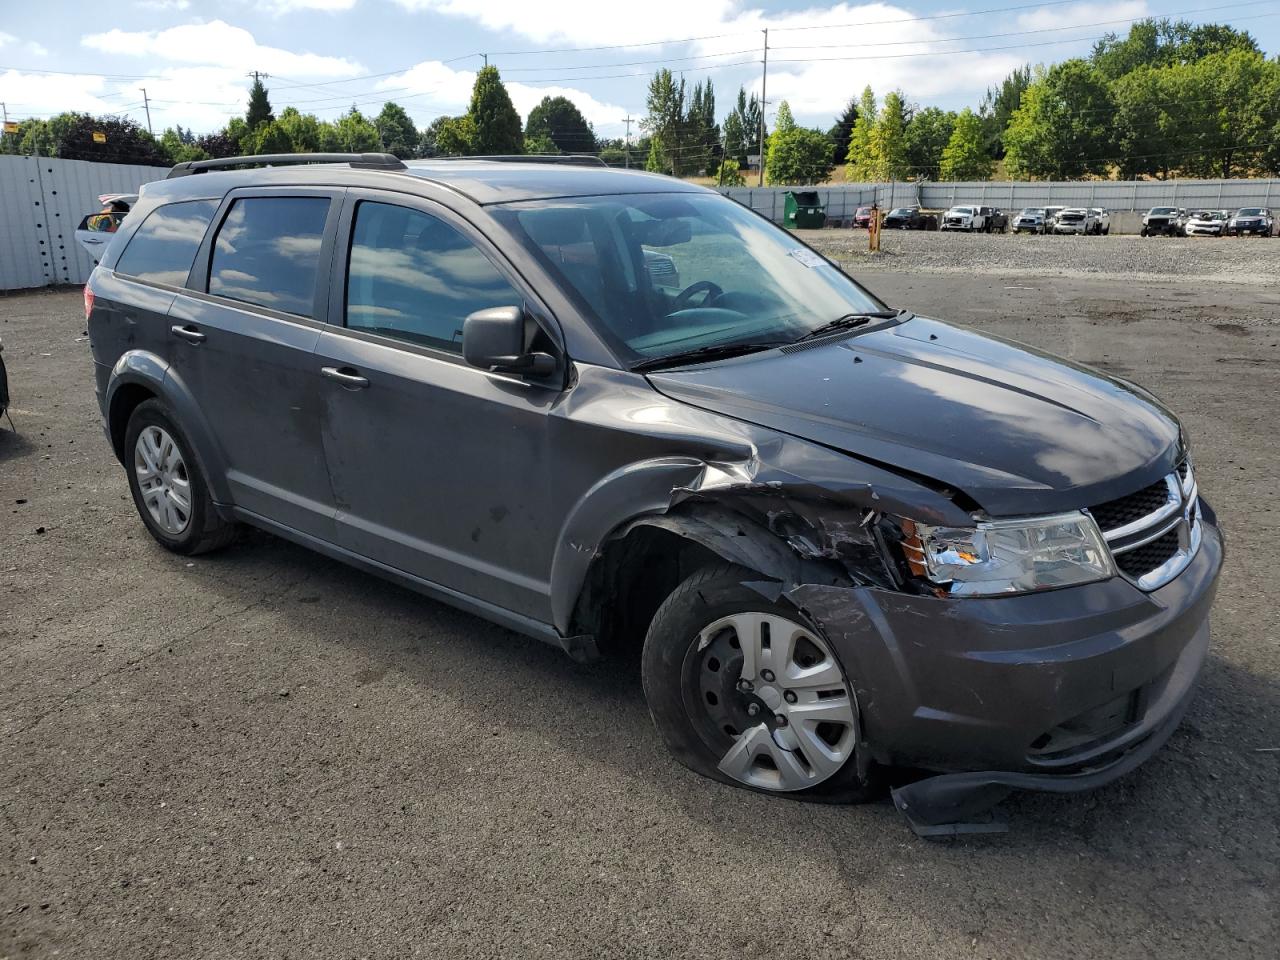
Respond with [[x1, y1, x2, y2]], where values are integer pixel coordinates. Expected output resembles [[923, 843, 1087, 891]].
[[84, 285, 95, 322]]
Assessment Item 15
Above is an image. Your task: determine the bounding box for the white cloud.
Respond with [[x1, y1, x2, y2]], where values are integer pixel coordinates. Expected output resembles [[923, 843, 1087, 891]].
[[0, 31, 15, 47], [1015, 0, 1148, 31], [134, 0, 192, 10], [81, 20, 364, 77], [387, 2, 1078, 125], [372, 60, 631, 134], [266, 0, 359, 11], [25, 41, 50, 57]]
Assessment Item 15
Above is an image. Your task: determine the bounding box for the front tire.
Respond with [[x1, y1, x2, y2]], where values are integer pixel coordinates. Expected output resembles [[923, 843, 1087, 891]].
[[124, 399, 236, 555], [641, 563, 878, 803]]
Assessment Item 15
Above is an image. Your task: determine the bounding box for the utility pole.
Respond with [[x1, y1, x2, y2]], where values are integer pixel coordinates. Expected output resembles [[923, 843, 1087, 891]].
[[621, 115, 634, 168], [482, 53, 489, 67], [757, 28, 768, 187], [139, 88, 153, 136]]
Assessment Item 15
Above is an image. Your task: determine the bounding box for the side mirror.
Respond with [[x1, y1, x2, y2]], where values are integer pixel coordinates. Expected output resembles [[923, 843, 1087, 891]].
[[462, 305, 556, 377]]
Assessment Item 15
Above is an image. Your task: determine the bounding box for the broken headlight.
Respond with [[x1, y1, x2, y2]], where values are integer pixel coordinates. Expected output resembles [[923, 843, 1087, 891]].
[[899, 512, 1115, 597]]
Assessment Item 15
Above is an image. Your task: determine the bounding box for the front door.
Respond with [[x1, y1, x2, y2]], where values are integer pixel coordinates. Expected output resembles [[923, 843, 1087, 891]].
[[314, 194, 562, 621], [166, 188, 342, 540]]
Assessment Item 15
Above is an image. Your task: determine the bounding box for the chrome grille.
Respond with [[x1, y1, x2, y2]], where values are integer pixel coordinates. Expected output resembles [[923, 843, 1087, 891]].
[[1088, 460, 1201, 591]]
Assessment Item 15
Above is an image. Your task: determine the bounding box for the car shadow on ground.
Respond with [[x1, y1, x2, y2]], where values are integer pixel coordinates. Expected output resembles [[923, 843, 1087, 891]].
[[175, 524, 1280, 853], [0, 424, 37, 464]]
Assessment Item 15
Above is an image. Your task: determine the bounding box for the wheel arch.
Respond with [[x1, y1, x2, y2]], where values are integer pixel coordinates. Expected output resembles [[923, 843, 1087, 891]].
[[105, 351, 233, 506]]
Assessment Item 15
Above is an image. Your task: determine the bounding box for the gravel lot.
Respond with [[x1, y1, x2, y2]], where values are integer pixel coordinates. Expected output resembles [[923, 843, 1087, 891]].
[[809, 229, 1280, 285], [2, 241, 1278, 959]]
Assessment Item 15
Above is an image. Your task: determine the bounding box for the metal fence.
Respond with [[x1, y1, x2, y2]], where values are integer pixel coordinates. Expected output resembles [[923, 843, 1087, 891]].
[[721, 179, 1280, 223], [0, 155, 169, 291]]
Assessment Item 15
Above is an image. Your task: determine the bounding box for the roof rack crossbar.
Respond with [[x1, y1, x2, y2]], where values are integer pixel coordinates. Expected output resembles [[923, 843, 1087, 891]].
[[167, 153, 406, 179], [425, 154, 608, 168]]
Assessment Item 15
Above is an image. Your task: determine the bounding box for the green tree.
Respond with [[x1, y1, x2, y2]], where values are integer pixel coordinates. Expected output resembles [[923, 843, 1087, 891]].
[[979, 65, 1031, 157], [867, 90, 910, 180], [525, 95, 595, 154], [276, 106, 323, 152], [1112, 66, 1173, 178], [468, 66, 523, 154], [721, 86, 759, 165], [524, 131, 559, 154], [9, 113, 167, 165], [160, 127, 207, 164], [436, 115, 476, 156], [419, 116, 455, 156], [939, 109, 992, 180], [375, 102, 419, 158], [331, 107, 381, 152], [246, 76, 274, 131], [1003, 60, 1116, 179], [1091, 18, 1260, 80], [766, 106, 835, 186], [844, 86, 877, 179], [250, 120, 294, 155], [714, 157, 745, 186], [904, 106, 955, 179], [685, 79, 719, 173], [643, 68, 686, 175]]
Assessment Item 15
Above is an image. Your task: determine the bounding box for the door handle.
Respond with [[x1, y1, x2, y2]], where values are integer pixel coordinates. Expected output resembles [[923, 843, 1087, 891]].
[[320, 366, 370, 389], [170, 324, 206, 344], [82, 237, 105, 245]]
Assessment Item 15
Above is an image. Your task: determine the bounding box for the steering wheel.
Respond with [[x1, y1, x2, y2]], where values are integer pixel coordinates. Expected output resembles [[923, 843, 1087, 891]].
[[670, 280, 724, 312]]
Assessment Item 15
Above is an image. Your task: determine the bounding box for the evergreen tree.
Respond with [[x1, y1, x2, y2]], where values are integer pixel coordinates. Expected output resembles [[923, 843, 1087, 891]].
[[904, 107, 956, 179], [868, 91, 910, 180], [246, 77, 273, 132], [827, 98, 859, 170], [468, 66, 523, 155], [643, 69, 686, 175], [375, 102, 419, 158]]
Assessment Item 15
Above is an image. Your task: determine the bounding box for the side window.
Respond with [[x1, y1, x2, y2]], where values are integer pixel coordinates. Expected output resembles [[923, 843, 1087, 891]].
[[208, 196, 330, 317], [345, 201, 521, 353], [115, 200, 217, 286]]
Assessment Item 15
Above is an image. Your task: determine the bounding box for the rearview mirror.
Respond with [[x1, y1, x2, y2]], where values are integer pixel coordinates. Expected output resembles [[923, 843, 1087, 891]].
[[462, 306, 556, 377], [633, 218, 692, 247]]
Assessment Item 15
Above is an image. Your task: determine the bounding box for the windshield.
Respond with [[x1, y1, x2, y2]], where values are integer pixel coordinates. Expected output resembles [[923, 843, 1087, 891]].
[[949, 207, 973, 215], [1237, 208, 1264, 216], [1020, 208, 1045, 216], [1151, 208, 1177, 215], [493, 192, 888, 365], [889, 208, 913, 216]]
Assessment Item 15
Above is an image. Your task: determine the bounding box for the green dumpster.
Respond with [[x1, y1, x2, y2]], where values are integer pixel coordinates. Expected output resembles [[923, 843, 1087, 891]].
[[784, 190, 827, 229]]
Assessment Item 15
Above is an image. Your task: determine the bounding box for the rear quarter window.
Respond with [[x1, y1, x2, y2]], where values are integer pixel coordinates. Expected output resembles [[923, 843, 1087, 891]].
[[115, 199, 218, 286]]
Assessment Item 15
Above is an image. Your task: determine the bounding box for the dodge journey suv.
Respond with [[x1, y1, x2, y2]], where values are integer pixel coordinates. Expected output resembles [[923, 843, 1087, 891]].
[[87, 154, 1221, 828]]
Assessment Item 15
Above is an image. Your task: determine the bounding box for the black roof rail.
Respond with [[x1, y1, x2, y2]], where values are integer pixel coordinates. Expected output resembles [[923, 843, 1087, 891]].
[[424, 154, 608, 168], [166, 153, 407, 179]]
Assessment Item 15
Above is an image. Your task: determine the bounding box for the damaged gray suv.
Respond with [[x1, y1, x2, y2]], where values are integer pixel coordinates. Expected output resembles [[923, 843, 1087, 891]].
[[87, 154, 1222, 828]]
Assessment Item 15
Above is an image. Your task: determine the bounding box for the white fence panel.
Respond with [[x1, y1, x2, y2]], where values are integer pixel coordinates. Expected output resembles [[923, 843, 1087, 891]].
[[1, 155, 169, 291]]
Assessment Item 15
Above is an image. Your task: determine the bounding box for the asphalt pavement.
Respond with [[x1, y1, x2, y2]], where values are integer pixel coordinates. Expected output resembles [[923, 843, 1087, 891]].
[[1, 266, 1277, 959]]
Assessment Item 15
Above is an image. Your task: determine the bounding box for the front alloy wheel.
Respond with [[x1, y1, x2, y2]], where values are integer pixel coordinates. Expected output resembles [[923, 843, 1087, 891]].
[[690, 612, 857, 791], [642, 563, 878, 802]]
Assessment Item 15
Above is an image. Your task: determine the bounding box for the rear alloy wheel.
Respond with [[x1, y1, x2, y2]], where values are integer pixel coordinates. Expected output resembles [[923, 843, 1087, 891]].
[[642, 563, 877, 802], [124, 399, 236, 555]]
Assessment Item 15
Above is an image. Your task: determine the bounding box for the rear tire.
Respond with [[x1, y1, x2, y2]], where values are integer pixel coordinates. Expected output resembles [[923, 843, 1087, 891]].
[[124, 399, 236, 556], [641, 563, 881, 803]]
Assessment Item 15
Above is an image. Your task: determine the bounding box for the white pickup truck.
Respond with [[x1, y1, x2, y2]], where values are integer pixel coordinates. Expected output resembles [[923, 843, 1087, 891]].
[[940, 205, 991, 232]]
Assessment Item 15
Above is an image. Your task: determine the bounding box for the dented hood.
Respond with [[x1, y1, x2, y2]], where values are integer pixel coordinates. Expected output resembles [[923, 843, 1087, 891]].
[[646, 316, 1182, 517]]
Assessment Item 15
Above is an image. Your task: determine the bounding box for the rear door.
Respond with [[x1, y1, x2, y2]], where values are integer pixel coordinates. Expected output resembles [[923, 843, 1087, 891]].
[[313, 191, 564, 620], [166, 187, 342, 540]]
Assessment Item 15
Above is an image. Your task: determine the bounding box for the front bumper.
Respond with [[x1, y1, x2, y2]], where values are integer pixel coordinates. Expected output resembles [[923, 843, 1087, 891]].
[[1228, 222, 1270, 235], [1054, 222, 1088, 233], [1186, 226, 1223, 236], [789, 514, 1223, 820]]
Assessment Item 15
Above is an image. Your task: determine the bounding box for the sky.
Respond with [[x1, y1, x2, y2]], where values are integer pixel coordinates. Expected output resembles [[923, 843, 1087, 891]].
[[0, 0, 1277, 144]]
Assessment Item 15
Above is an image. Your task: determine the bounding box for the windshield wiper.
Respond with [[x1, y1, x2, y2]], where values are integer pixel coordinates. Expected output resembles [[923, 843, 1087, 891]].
[[793, 309, 906, 344], [631, 340, 790, 372]]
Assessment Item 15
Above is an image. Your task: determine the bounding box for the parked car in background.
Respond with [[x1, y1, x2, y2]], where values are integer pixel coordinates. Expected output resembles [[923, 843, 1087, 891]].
[[940, 205, 991, 232], [1225, 207, 1274, 237], [1043, 206, 1066, 233], [987, 208, 1009, 233], [642, 249, 680, 288], [853, 206, 873, 228], [1052, 208, 1097, 235], [1183, 210, 1229, 237], [1089, 208, 1111, 235], [75, 194, 138, 261], [882, 206, 936, 230], [1013, 208, 1048, 234], [1141, 207, 1182, 237], [85, 152, 1223, 827]]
